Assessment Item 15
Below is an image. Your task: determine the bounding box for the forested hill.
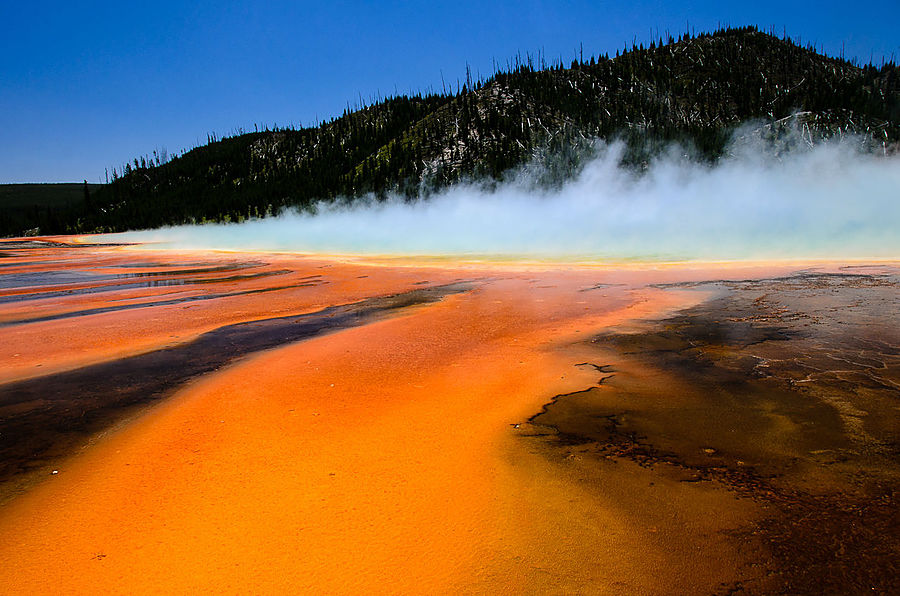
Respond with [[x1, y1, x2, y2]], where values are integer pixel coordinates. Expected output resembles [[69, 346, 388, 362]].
[[5, 26, 899, 236]]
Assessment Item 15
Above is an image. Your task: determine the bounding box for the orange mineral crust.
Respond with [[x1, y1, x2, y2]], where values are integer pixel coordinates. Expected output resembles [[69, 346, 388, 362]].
[[0, 246, 469, 383], [2, 240, 897, 594]]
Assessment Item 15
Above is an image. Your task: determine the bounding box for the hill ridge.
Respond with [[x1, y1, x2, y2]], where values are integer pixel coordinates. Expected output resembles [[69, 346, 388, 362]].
[[3, 25, 898, 236]]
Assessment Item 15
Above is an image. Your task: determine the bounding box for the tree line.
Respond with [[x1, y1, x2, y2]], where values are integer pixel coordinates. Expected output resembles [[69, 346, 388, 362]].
[[3, 26, 897, 237]]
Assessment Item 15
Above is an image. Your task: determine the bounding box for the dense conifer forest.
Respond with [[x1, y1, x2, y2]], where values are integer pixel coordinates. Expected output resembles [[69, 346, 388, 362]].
[[3, 26, 898, 236]]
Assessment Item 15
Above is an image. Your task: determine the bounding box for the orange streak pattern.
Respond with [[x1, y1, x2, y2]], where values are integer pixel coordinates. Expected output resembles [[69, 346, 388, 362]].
[[0, 242, 815, 594]]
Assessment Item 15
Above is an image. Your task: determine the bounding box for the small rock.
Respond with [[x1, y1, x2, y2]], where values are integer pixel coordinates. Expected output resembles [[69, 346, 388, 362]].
[[51, 470, 59, 475]]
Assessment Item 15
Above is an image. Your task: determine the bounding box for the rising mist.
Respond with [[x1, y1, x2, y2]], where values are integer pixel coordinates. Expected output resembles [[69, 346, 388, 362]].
[[110, 132, 900, 261]]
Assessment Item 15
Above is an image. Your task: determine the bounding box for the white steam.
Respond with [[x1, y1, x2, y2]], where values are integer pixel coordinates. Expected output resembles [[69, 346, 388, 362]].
[[109, 135, 900, 261]]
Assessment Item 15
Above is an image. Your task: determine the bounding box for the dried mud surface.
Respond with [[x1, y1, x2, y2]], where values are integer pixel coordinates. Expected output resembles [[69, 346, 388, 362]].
[[528, 267, 900, 594]]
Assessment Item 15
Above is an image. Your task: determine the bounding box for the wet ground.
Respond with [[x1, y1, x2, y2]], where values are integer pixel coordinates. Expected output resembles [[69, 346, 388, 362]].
[[527, 268, 900, 594], [0, 239, 477, 501], [0, 281, 471, 495], [0, 238, 898, 594]]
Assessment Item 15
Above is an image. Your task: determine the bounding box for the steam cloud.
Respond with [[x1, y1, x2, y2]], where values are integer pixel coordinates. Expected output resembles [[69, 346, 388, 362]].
[[110, 132, 900, 261]]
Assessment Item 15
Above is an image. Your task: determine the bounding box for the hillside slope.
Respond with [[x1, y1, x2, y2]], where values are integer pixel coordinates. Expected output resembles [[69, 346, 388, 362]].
[[5, 26, 898, 236], [0, 183, 100, 236]]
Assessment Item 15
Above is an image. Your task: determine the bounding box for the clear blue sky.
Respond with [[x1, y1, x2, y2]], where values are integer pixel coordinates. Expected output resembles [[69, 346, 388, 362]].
[[2, 0, 897, 183]]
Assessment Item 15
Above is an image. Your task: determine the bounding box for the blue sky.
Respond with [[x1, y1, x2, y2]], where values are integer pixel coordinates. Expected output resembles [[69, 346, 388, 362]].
[[2, 1, 897, 183]]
